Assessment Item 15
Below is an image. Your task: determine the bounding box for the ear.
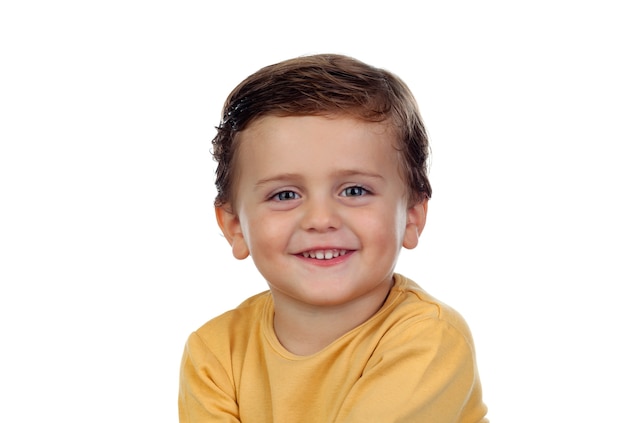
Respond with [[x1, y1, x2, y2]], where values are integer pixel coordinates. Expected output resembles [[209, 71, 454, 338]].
[[215, 205, 250, 260], [402, 200, 428, 250]]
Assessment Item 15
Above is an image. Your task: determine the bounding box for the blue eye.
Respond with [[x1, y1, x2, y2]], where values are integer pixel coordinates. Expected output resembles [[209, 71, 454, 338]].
[[273, 191, 300, 201], [341, 186, 368, 197]]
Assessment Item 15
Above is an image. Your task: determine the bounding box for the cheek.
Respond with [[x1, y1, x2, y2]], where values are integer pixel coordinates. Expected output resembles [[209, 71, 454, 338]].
[[389, 207, 410, 246], [243, 212, 291, 252], [355, 209, 405, 244]]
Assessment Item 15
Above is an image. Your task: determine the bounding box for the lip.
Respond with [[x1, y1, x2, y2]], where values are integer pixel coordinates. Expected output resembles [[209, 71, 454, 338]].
[[293, 248, 355, 267]]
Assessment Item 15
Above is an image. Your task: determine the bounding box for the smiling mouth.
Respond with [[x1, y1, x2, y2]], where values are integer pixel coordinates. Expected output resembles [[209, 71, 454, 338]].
[[301, 249, 348, 260]]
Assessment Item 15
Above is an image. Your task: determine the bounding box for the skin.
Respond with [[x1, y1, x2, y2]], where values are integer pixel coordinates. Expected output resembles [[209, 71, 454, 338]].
[[216, 115, 427, 355]]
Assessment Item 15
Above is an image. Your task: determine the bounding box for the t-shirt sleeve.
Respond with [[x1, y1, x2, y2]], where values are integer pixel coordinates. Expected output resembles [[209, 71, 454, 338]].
[[335, 315, 488, 423], [178, 331, 241, 423]]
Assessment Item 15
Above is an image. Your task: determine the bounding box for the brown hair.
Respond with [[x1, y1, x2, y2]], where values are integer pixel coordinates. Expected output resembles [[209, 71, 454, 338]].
[[212, 53, 432, 207]]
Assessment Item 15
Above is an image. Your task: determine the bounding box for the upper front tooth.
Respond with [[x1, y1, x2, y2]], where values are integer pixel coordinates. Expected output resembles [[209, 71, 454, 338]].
[[305, 249, 345, 259]]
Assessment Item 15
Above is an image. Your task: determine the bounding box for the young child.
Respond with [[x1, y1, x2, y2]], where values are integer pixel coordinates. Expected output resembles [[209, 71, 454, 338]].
[[179, 54, 488, 422]]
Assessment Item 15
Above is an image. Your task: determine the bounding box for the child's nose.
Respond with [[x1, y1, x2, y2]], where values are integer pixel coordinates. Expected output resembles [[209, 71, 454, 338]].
[[301, 197, 341, 232]]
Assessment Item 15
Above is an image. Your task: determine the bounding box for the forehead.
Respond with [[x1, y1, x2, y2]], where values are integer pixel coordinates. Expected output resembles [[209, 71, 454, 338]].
[[235, 115, 400, 174]]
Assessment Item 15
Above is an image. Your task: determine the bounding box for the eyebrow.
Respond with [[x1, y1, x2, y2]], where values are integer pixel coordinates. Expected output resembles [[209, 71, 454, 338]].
[[254, 170, 384, 189]]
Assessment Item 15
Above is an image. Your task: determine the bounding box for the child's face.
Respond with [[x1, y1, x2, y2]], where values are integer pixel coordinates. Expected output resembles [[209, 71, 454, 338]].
[[217, 115, 427, 308]]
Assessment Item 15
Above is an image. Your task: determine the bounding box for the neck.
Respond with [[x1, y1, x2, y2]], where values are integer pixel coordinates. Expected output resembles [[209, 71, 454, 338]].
[[271, 279, 393, 356]]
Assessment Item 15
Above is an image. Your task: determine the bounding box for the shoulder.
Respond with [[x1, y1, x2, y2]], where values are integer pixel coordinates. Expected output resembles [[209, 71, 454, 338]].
[[190, 290, 271, 355], [382, 274, 477, 351], [195, 290, 271, 336]]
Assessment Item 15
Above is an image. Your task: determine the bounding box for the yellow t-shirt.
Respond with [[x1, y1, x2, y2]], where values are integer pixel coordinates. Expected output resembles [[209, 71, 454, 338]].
[[179, 274, 488, 422]]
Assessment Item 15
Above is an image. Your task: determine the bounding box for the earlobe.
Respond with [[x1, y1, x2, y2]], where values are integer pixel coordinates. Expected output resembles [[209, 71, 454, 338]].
[[215, 206, 250, 260], [402, 200, 428, 249]]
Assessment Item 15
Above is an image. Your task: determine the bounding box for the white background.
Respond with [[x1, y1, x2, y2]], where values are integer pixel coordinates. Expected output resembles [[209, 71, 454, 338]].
[[1, 1, 624, 421]]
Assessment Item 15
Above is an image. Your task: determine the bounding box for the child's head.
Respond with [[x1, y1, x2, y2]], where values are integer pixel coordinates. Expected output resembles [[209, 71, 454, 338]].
[[212, 54, 432, 208]]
